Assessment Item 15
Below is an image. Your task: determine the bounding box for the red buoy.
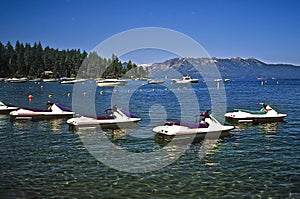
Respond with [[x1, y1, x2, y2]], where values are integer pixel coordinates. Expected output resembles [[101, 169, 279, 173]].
[[28, 95, 33, 100]]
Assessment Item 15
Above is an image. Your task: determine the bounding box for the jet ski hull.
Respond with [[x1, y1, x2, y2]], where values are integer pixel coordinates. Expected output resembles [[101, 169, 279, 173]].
[[225, 115, 287, 124], [67, 116, 141, 131], [10, 102, 74, 121], [67, 107, 141, 130], [11, 113, 74, 121], [153, 112, 234, 142]]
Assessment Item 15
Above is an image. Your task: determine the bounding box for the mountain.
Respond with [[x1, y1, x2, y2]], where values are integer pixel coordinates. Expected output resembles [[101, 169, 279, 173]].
[[149, 57, 300, 79]]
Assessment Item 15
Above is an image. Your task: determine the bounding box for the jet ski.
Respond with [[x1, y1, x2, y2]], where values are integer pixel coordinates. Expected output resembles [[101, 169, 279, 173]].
[[67, 106, 141, 130], [0, 101, 19, 114], [153, 110, 234, 140], [10, 101, 74, 121], [225, 103, 287, 124]]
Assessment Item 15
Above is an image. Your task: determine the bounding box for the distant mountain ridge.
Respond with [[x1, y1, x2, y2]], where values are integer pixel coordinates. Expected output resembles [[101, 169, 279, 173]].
[[149, 57, 300, 79]]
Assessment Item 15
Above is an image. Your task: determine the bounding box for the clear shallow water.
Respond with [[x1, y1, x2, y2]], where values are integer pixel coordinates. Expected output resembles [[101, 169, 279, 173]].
[[0, 79, 299, 198]]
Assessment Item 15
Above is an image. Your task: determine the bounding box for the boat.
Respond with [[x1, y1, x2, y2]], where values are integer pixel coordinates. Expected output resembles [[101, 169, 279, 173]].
[[5, 78, 28, 83], [148, 79, 164, 84], [43, 78, 59, 82], [225, 103, 287, 124], [10, 101, 74, 121], [135, 77, 148, 81], [28, 78, 42, 82], [60, 77, 75, 81], [214, 78, 222, 82], [153, 110, 234, 140], [0, 101, 19, 114], [67, 106, 141, 130], [172, 75, 199, 84], [60, 79, 86, 84], [97, 79, 127, 87]]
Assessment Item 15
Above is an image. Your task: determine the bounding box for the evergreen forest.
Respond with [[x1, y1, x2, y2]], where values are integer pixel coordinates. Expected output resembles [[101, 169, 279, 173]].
[[0, 41, 147, 79]]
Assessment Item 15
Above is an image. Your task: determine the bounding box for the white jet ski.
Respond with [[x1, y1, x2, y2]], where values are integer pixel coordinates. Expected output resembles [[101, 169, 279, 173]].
[[67, 106, 141, 130], [225, 103, 287, 124], [153, 110, 234, 140], [10, 101, 74, 121], [0, 101, 19, 114]]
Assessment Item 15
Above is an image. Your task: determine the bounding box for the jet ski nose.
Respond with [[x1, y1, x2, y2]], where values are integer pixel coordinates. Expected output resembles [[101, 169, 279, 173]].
[[67, 118, 75, 124]]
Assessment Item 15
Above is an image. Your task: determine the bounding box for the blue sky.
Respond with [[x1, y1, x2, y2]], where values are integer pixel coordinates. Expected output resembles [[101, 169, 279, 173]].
[[1, 0, 300, 65]]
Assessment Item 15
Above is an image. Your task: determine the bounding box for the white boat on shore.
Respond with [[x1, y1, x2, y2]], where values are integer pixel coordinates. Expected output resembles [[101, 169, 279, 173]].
[[5, 78, 28, 83], [10, 101, 74, 121], [225, 103, 287, 124], [97, 78, 127, 87], [67, 106, 141, 130], [172, 75, 199, 84]]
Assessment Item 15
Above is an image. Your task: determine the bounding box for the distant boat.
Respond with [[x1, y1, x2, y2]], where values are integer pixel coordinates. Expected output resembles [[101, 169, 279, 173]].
[[60, 79, 86, 84], [224, 78, 231, 82], [256, 77, 265, 80], [172, 75, 199, 84], [6, 78, 27, 83], [97, 79, 127, 87], [214, 79, 222, 82], [28, 78, 42, 82], [60, 77, 75, 81], [148, 79, 164, 84], [135, 77, 148, 81], [43, 78, 59, 82]]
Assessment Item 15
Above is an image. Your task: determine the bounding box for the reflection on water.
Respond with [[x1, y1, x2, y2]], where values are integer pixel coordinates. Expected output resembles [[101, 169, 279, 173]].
[[233, 122, 283, 133], [107, 129, 127, 140], [259, 122, 281, 133], [49, 119, 63, 132]]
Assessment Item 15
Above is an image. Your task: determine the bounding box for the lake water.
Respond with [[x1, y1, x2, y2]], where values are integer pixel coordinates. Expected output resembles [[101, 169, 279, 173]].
[[0, 78, 299, 198]]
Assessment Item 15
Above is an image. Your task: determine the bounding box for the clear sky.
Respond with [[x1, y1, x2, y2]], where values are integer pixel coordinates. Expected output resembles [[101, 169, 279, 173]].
[[1, 0, 300, 65]]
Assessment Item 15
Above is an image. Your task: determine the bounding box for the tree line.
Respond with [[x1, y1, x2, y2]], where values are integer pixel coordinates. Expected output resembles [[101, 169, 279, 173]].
[[0, 41, 147, 79], [78, 52, 148, 79]]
